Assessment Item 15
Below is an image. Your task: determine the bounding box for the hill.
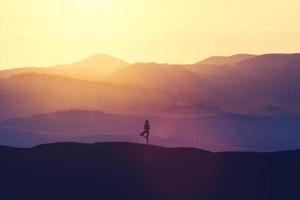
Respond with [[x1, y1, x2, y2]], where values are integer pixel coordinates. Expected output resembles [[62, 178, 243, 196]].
[[0, 53, 299, 118], [48, 54, 129, 80], [0, 54, 129, 81], [196, 54, 256, 65], [107, 63, 202, 90], [0, 142, 299, 200], [187, 53, 300, 115], [0, 73, 173, 120]]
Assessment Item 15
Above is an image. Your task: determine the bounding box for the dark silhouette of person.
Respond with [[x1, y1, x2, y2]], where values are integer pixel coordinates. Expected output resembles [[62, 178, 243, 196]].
[[140, 120, 150, 144]]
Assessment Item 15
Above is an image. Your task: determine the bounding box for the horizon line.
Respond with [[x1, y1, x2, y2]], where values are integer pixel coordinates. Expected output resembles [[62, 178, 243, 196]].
[[1, 52, 300, 70]]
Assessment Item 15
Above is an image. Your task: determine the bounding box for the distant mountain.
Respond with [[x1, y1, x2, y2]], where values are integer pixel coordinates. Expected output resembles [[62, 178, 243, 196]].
[[0, 54, 129, 81], [49, 54, 129, 80], [196, 54, 256, 65], [0, 73, 173, 120], [0, 67, 45, 79], [161, 103, 228, 117], [237, 53, 300, 69], [0, 53, 299, 118], [0, 142, 299, 200], [107, 53, 300, 116], [186, 53, 300, 115], [107, 63, 202, 92]]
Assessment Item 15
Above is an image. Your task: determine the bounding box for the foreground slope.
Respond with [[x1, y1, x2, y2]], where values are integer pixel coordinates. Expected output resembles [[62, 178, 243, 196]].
[[0, 142, 299, 200]]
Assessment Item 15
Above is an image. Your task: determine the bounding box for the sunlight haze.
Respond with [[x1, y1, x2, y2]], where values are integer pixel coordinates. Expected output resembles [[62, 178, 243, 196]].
[[0, 0, 299, 69]]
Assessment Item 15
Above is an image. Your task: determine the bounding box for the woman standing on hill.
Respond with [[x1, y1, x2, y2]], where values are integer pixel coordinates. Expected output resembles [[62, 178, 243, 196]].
[[140, 120, 150, 144]]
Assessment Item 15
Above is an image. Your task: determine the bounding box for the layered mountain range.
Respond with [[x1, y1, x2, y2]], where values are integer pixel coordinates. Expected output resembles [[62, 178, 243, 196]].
[[0, 53, 299, 119], [0, 53, 299, 151]]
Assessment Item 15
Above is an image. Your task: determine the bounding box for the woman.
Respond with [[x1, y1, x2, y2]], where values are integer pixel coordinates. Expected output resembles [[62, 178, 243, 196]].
[[140, 120, 150, 144]]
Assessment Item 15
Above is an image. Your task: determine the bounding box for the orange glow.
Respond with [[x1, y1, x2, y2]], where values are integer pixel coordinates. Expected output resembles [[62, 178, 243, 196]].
[[0, 0, 299, 68]]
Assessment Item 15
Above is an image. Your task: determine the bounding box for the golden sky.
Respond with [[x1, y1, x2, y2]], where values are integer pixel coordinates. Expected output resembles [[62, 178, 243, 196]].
[[0, 0, 300, 69]]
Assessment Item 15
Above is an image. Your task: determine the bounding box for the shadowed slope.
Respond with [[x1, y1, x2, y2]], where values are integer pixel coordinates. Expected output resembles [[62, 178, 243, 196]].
[[0, 142, 299, 200]]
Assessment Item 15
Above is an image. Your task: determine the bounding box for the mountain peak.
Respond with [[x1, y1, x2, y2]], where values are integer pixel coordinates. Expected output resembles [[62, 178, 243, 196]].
[[47, 54, 130, 80], [71, 54, 129, 66]]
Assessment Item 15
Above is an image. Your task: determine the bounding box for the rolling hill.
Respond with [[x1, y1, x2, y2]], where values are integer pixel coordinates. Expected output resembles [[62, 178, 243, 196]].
[[0, 73, 174, 120], [196, 54, 256, 65], [0, 54, 129, 81], [186, 53, 300, 115], [107, 62, 202, 91], [0, 142, 299, 200]]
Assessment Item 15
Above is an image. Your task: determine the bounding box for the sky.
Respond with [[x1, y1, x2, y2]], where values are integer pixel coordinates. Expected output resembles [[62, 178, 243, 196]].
[[0, 0, 300, 69]]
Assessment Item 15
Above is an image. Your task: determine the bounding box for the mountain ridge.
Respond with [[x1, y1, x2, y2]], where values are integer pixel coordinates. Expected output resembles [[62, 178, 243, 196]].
[[196, 54, 256, 65], [0, 54, 129, 81]]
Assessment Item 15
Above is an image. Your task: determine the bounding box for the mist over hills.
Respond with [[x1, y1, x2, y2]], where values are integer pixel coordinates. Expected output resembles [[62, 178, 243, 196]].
[[1, 110, 300, 151], [0, 72, 175, 120], [186, 54, 300, 115], [1, 53, 299, 116], [0, 53, 299, 151], [106, 53, 300, 115], [107, 63, 202, 91], [0, 142, 299, 200]]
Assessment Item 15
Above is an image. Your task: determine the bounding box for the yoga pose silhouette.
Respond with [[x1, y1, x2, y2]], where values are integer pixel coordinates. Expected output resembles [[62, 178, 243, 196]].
[[140, 120, 150, 144]]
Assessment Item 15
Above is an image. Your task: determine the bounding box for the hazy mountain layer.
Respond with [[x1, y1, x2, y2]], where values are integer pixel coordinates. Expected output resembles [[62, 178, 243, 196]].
[[107, 54, 300, 115], [1, 110, 300, 152], [0, 73, 175, 120], [196, 54, 256, 65], [0, 53, 299, 152], [0, 53, 299, 118], [0, 54, 129, 81]]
